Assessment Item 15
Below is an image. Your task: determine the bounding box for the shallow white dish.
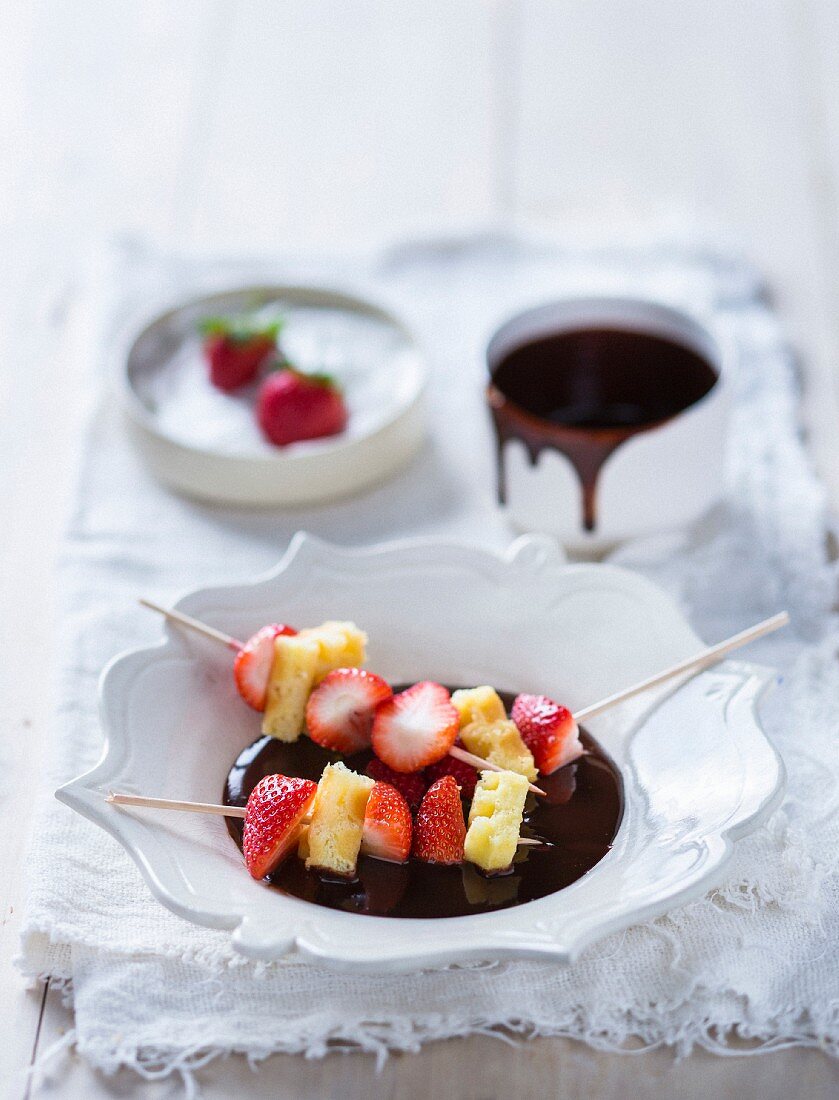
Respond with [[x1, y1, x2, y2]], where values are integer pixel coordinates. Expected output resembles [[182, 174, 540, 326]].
[[119, 286, 427, 506], [57, 533, 784, 972]]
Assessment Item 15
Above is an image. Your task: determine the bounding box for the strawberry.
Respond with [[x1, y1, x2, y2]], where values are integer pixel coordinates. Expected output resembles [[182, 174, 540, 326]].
[[371, 681, 459, 774], [233, 623, 297, 711], [305, 668, 393, 754], [425, 741, 478, 799], [200, 316, 281, 392], [364, 759, 427, 811], [412, 776, 466, 864], [256, 369, 348, 447], [361, 782, 412, 864], [243, 773, 318, 879], [510, 693, 583, 775]]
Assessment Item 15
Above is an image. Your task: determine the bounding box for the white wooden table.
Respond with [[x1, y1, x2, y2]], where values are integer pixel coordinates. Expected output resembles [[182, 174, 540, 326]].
[[2, 2, 838, 1095]]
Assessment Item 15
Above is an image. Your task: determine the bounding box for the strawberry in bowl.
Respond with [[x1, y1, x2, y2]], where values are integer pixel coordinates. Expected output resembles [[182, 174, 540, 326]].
[[197, 311, 350, 448], [200, 315, 282, 392], [256, 368, 348, 447]]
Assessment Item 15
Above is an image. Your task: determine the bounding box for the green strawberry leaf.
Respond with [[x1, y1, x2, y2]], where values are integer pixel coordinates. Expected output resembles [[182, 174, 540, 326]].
[[265, 362, 340, 391], [304, 370, 339, 390], [199, 313, 285, 344]]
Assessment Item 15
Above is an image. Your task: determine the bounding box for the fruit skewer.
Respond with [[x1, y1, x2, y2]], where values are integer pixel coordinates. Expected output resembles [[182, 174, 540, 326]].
[[139, 600, 548, 795], [140, 600, 789, 774], [106, 788, 546, 843], [106, 793, 544, 844]]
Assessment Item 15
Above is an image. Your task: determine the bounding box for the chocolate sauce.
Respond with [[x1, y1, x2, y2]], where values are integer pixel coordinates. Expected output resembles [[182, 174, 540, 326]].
[[488, 327, 718, 531], [223, 689, 623, 919]]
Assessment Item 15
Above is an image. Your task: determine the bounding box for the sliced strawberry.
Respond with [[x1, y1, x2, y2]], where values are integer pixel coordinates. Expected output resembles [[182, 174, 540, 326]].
[[305, 668, 393, 754], [371, 681, 459, 774], [511, 693, 583, 775], [364, 758, 428, 811], [233, 623, 297, 711], [361, 782, 412, 864], [425, 741, 478, 799], [412, 776, 466, 864], [243, 773, 317, 879]]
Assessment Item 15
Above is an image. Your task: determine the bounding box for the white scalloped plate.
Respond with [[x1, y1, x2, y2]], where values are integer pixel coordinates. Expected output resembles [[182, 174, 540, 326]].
[[56, 533, 784, 972]]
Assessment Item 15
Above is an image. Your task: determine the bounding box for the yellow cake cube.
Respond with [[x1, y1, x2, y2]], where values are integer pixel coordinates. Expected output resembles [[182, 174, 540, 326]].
[[451, 686, 506, 728], [464, 770, 530, 872], [261, 621, 367, 740], [305, 762, 374, 877], [305, 620, 367, 681], [261, 634, 321, 740], [459, 719, 537, 783]]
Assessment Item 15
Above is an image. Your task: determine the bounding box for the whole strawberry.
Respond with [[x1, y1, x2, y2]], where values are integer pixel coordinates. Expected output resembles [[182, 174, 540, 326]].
[[425, 741, 478, 799], [200, 316, 281, 392], [364, 758, 427, 812], [257, 369, 348, 447]]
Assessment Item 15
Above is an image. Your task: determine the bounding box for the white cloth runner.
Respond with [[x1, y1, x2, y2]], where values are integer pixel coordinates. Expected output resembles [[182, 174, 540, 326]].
[[20, 236, 839, 1081]]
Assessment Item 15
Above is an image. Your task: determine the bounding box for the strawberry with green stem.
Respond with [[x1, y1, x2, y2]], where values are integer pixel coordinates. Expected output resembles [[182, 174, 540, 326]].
[[257, 367, 348, 447], [199, 315, 283, 392]]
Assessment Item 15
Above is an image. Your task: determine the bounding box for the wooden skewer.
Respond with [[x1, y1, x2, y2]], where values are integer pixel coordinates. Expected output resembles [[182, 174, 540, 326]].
[[139, 598, 243, 651], [572, 611, 789, 723], [139, 600, 788, 796], [107, 792, 247, 818], [139, 600, 547, 795], [105, 792, 545, 846], [449, 745, 545, 796]]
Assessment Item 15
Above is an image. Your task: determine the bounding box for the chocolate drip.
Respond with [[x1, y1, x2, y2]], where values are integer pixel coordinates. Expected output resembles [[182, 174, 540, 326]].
[[223, 688, 623, 919], [488, 328, 718, 532]]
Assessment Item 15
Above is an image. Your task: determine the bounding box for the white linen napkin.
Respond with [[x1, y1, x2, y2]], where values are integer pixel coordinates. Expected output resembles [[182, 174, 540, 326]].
[[19, 235, 839, 1082]]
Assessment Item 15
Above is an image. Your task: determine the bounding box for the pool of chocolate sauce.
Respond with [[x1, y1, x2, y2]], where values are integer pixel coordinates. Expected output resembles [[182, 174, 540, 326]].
[[488, 327, 718, 531], [223, 689, 623, 919]]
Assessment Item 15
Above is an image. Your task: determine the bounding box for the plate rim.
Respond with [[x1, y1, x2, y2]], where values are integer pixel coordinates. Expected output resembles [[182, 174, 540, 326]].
[[55, 533, 786, 971]]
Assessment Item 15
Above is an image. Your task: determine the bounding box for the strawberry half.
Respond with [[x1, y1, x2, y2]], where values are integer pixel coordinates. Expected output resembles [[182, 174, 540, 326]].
[[371, 681, 459, 774], [233, 623, 297, 711], [511, 693, 583, 775], [305, 668, 393, 754], [361, 782, 412, 864], [412, 776, 466, 865], [364, 758, 428, 811], [243, 773, 318, 879], [200, 316, 281, 392], [425, 741, 478, 799]]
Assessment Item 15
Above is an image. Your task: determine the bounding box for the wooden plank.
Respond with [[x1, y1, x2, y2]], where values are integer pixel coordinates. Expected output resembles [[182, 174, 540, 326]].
[[0, 259, 87, 1093], [183, 0, 498, 250], [10, 0, 233, 254], [513, 0, 839, 504], [0, 3, 237, 1093], [790, 0, 839, 506], [26, 1008, 839, 1100]]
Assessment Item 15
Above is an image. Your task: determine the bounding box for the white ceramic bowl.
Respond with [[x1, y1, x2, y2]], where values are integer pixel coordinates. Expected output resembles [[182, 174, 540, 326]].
[[57, 533, 783, 972], [486, 297, 731, 551], [119, 285, 427, 506]]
